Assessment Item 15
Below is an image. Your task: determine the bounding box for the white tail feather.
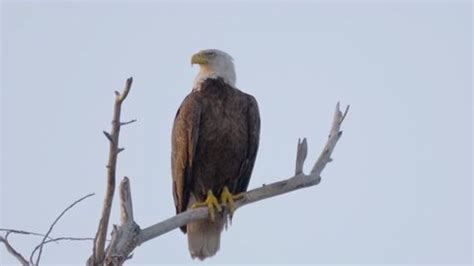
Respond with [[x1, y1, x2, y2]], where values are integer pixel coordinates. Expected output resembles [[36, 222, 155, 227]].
[[186, 194, 224, 260], [187, 218, 224, 260]]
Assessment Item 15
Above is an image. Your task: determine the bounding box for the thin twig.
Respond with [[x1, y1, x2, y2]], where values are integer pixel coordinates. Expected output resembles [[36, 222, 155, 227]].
[[120, 119, 137, 126], [340, 104, 350, 124], [1, 229, 98, 265], [117, 78, 133, 103], [103, 131, 113, 143], [0, 229, 52, 240], [30, 237, 95, 264], [34, 193, 94, 265]]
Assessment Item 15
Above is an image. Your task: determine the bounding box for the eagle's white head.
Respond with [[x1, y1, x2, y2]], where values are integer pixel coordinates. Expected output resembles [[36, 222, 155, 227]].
[[191, 49, 236, 90]]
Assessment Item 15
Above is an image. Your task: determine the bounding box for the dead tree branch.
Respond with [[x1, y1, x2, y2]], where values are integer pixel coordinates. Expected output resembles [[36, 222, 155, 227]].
[[0, 234, 29, 266], [95, 101, 349, 264], [120, 119, 137, 126], [89, 77, 134, 265], [34, 193, 94, 265], [103, 177, 140, 265], [1, 193, 94, 265], [0, 229, 52, 240], [30, 237, 95, 264], [2, 234, 94, 266], [0, 228, 96, 265]]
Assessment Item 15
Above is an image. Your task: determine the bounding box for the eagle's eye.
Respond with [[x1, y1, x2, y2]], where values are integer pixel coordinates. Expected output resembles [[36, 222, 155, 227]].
[[205, 51, 216, 57]]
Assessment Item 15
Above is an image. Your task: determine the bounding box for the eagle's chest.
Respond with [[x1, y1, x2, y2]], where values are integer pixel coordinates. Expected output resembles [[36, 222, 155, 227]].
[[193, 95, 248, 181], [187, 85, 255, 198], [199, 97, 248, 145], [193, 103, 248, 195]]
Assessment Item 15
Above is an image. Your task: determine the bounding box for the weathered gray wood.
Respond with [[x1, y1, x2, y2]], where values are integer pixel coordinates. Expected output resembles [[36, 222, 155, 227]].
[[0, 235, 29, 266], [89, 77, 134, 266], [104, 177, 140, 266]]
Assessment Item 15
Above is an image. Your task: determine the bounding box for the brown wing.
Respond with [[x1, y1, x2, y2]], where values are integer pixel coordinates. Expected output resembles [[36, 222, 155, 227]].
[[171, 93, 201, 221], [235, 94, 260, 193]]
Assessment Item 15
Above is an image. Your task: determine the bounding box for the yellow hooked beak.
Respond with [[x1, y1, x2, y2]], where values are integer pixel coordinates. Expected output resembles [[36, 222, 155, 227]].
[[191, 52, 210, 66]]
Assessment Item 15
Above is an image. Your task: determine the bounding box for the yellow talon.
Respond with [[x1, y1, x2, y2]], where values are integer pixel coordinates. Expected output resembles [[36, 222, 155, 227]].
[[191, 190, 222, 222], [220, 186, 243, 216]]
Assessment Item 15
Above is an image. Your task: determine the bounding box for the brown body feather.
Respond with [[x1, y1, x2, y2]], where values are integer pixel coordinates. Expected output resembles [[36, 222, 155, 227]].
[[171, 78, 260, 259]]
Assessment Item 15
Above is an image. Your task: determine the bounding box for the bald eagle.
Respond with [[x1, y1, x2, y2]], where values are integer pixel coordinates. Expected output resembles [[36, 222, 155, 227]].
[[171, 49, 260, 260]]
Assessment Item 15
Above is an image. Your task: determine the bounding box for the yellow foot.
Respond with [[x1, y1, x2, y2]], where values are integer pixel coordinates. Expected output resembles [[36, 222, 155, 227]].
[[191, 190, 222, 222], [220, 186, 243, 216]]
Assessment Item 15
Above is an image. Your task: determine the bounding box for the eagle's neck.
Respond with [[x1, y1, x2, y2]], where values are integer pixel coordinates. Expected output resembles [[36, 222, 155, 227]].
[[193, 64, 236, 91]]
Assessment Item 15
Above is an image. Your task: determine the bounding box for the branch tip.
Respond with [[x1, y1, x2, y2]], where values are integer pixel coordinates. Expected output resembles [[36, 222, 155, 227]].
[[295, 137, 308, 175], [340, 105, 350, 123], [103, 131, 113, 142], [119, 176, 134, 224], [119, 77, 133, 102], [120, 119, 137, 126]]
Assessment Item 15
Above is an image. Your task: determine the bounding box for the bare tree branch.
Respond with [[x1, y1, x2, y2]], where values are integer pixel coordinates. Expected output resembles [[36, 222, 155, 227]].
[[0, 229, 52, 240], [120, 119, 137, 126], [1, 229, 99, 265], [118, 177, 134, 225], [103, 131, 114, 143], [2, 219, 96, 265], [340, 104, 350, 123], [95, 102, 349, 263], [0, 234, 29, 266], [0, 228, 95, 244], [103, 177, 140, 265], [34, 193, 94, 265], [294, 138, 308, 175], [29, 237, 95, 264], [1, 228, 93, 265], [311, 102, 349, 175], [90, 77, 134, 265]]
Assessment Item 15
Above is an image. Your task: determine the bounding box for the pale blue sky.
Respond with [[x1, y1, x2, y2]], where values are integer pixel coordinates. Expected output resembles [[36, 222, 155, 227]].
[[1, 1, 472, 265]]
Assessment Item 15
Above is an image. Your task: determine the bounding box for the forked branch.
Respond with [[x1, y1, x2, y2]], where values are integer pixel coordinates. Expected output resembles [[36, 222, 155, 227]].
[[1, 193, 95, 266], [34, 193, 94, 265]]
